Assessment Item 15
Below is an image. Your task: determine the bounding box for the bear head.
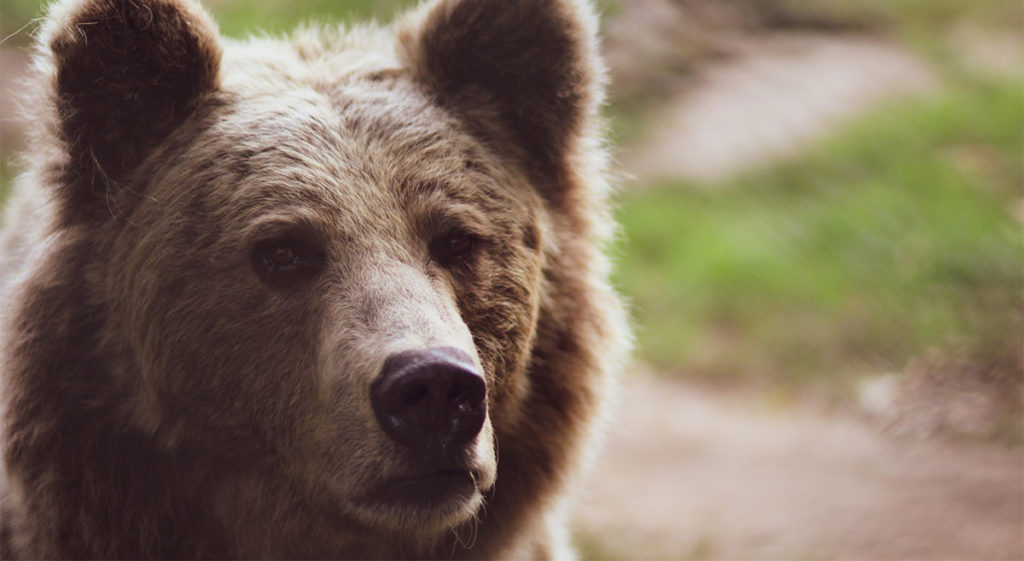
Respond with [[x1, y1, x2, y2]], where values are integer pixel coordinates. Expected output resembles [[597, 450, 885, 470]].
[[0, 0, 628, 557]]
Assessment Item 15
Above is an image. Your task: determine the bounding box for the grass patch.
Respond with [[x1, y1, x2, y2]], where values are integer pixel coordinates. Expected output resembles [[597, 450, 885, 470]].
[[614, 77, 1024, 390], [0, 156, 13, 206], [208, 0, 415, 38]]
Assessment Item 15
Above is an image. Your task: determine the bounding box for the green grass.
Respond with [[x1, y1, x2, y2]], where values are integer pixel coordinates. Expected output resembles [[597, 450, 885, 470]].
[[614, 77, 1024, 390], [209, 0, 415, 38], [0, 157, 13, 207]]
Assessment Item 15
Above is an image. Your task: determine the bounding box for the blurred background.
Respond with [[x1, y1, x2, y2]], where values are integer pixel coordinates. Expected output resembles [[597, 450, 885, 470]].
[[1, 0, 1022, 558]]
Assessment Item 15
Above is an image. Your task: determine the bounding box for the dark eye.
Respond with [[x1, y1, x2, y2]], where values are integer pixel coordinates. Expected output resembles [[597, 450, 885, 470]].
[[251, 236, 325, 288], [432, 229, 480, 269]]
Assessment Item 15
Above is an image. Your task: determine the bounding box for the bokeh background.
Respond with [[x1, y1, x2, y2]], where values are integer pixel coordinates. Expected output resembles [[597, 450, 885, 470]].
[[1, 0, 1022, 559]]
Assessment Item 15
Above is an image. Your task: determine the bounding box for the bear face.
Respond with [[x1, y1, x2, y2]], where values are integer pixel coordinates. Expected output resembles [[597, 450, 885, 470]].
[[0, 0, 630, 558], [110, 75, 546, 533]]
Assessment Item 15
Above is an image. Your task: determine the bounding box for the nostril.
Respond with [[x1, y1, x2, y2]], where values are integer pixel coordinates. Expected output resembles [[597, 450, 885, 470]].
[[402, 384, 429, 410], [447, 378, 482, 408]]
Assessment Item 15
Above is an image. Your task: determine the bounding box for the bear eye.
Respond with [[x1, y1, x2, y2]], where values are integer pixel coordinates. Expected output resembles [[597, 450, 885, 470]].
[[266, 246, 299, 269], [251, 236, 325, 288], [432, 229, 480, 269]]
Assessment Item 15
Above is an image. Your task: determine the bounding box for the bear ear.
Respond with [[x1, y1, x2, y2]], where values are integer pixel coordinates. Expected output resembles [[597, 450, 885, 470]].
[[397, 0, 605, 194], [40, 0, 221, 221]]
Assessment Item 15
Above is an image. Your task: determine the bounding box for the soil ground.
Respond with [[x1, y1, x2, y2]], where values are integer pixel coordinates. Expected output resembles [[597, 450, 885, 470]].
[[573, 373, 1023, 560], [618, 34, 936, 183]]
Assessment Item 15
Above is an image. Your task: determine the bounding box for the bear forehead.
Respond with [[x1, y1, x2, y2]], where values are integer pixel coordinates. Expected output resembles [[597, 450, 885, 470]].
[[139, 66, 520, 244], [205, 36, 489, 187], [220, 26, 400, 89], [212, 77, 465, 169]]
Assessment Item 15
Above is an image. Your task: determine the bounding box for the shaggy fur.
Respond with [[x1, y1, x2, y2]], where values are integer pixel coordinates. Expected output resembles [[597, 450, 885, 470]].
[[0, 0, 630, 558]]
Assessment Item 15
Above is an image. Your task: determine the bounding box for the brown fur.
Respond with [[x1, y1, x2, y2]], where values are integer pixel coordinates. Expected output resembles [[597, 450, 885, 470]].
[[0, 0, 630, 558]]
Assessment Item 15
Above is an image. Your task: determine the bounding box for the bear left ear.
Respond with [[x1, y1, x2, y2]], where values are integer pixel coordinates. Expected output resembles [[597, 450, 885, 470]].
[[397, 0, 605, 193], [39, 0, 222, 222]]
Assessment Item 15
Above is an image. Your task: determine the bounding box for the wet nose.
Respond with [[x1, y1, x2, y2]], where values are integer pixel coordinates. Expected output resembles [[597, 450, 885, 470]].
[[371, 347, 486, 453]]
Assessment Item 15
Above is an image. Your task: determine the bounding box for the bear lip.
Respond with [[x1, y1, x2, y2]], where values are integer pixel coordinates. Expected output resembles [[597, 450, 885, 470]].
[[360, 469, 478, 507]]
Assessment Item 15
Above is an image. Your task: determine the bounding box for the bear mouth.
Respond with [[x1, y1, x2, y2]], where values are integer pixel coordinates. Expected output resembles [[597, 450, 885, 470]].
[[362, 469, 478, 507], [347, 468, 486, 533]]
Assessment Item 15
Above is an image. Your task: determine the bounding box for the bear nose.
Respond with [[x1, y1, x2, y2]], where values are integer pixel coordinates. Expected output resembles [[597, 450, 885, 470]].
[[371, 348, 486, 454]]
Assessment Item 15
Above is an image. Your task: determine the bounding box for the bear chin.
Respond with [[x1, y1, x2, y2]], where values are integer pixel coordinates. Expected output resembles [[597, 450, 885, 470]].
[[350, 470, 486, 533]]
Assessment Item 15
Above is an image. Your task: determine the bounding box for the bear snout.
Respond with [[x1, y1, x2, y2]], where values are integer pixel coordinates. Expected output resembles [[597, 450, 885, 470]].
[[371, 347, 487, 459]]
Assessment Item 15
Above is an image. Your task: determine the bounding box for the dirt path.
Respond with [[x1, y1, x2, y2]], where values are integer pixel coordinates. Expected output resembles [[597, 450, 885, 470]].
[[573, 374, 1023, 560], [618, 34, 936, 184]]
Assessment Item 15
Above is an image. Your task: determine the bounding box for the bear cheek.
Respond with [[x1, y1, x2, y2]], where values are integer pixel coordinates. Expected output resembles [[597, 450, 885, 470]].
[[458, 243, 541, 414], [116, 255, 323, 453], [195, 301, 322, 440]]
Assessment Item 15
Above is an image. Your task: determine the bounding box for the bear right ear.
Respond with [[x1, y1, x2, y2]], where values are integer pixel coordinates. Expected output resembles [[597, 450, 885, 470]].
[[397, 0, 605, 203], [38, 0, 221, 222]]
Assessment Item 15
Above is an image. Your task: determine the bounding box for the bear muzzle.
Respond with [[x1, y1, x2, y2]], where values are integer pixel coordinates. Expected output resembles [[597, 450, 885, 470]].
[[359, 347, 492, 517]]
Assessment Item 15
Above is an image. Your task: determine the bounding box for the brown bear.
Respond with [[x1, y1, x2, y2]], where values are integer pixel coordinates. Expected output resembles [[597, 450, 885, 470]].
[[0, 0, 630, 558]]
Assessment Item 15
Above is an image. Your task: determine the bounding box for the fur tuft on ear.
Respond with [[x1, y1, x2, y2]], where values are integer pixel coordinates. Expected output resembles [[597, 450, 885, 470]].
[[397, 0, 606, 190], [39, 0, 221, 221]]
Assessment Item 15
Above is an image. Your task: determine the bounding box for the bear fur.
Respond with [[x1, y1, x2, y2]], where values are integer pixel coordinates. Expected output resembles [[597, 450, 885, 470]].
[[0, 0, 630, 558]]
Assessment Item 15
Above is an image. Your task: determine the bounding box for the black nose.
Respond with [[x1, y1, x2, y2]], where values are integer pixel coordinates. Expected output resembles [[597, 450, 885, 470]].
[[371, 348, 487, 454]]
